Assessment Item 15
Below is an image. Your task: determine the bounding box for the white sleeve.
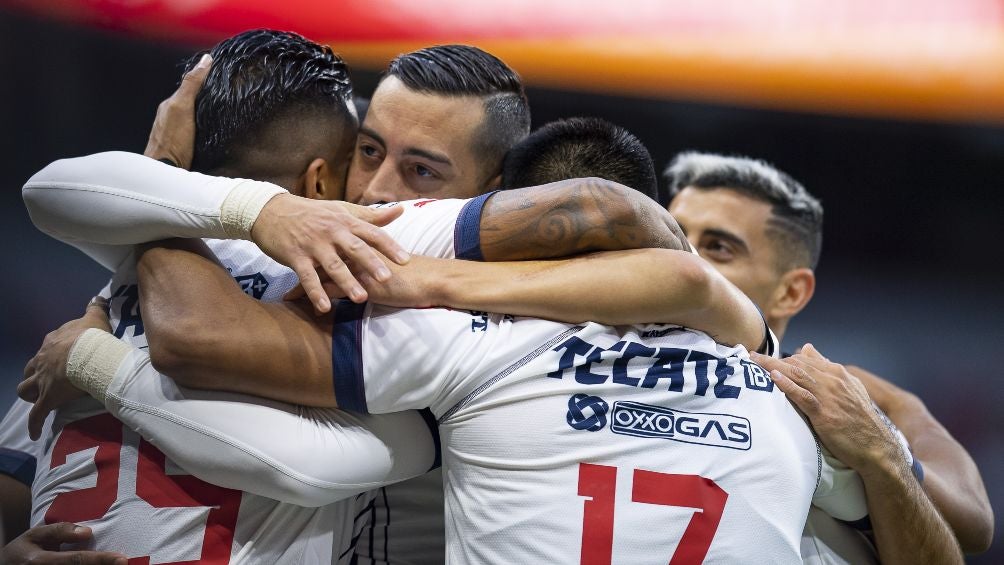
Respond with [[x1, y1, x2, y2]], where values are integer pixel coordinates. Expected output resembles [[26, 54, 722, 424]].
[[22, 151, 285, 270], [76, 340, 439, 507], [812, 446, 869, 523], [378, 192, 496, 259]]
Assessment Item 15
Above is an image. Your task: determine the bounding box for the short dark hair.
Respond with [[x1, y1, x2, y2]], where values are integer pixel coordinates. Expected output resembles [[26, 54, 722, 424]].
[[184, 29, 354, 173], [385, 45, 530, 179], [501, 117, 658, 200], [665, 152, 823, 270]]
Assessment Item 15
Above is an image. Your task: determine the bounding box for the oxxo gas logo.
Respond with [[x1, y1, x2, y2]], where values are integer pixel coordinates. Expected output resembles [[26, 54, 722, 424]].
[[566, 394, 609, 432], [610, 401, 751, 450]]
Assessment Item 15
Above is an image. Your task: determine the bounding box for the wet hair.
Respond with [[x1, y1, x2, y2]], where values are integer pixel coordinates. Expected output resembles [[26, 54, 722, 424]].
[[501, 117, 658, 200], [385, 45, 530, 179], [183, 29, 355, 173], [665, 151, 823, 270]]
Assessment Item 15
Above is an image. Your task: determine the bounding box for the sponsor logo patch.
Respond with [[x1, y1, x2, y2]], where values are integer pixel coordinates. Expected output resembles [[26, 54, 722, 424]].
[[234, 272, 270, 300], [566, 394, 609, 432], [741, 360, 774, 392], [610, 401, 751, 450]]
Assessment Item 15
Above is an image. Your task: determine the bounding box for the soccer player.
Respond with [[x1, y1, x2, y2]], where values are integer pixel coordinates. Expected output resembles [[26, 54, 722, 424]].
[[664, 152, 990, 560], [19, 117, 951, 561], [500, 116, 659, 202], [345, 44, 530, 205], [14, 44, 666, 565], [3, 30, 437, 564], [23, 151, 875, 563], [341, 46, 531, 561]]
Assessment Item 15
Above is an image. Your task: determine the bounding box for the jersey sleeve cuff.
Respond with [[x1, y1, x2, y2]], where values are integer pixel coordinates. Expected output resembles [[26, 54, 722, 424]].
[[66, 328, 132, 404], [220, 180, 287, 240], [331, 301, 368, 413], [453, 191, 497, 261], [419, 409, 442, 471]]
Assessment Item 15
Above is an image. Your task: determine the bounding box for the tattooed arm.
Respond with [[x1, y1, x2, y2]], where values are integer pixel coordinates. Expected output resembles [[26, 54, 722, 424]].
[[479, 178, 687, 260]]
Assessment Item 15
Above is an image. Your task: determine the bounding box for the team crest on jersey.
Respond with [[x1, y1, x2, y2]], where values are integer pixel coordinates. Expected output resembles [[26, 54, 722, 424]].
[[566, 394, 609, 431], [609, 401, 751, 450]]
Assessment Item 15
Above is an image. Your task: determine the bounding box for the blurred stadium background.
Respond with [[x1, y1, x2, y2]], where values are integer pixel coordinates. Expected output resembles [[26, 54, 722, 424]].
[[0, 1, 1000, 561]]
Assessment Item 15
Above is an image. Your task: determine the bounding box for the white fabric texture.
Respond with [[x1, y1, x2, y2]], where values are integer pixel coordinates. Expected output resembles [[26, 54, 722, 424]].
[[22, 151, 287, 270]]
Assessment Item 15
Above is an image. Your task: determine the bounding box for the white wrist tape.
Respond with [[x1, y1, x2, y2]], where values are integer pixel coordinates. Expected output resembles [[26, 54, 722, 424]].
[[220, 181, 287, 240], [66, 328, 132, 404]]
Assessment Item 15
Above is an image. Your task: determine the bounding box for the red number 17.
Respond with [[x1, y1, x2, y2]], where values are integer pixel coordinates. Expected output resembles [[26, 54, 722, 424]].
[[578, 463, 728, 565]]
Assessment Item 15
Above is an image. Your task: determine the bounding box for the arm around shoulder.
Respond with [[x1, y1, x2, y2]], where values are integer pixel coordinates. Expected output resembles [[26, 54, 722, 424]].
[[847, 365, 994, 553], [137, 240, 338, 406], [478, 177, 687, 261]]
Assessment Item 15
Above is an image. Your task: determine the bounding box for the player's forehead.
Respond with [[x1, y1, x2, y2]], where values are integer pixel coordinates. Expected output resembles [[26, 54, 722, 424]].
[[365, 76, 486, 163], [669, 186, 772, 242]]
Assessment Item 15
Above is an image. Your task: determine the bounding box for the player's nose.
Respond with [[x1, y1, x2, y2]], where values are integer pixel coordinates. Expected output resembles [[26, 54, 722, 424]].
[[359, 162, 411, 205]]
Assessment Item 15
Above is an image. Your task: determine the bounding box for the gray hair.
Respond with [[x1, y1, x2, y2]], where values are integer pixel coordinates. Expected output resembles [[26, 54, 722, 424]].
[[664, 151, 823, 270]]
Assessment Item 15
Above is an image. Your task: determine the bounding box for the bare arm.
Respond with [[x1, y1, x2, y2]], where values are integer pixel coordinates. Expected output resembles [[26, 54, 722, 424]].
[[137, 240, 337, 407], [0, 475, 30, 541], [360, 250, 765, 351], [478, 177, 687, 260], [848, 365, 994, 553], [754, 347, 963, 565], [138, 179, 693, 402]]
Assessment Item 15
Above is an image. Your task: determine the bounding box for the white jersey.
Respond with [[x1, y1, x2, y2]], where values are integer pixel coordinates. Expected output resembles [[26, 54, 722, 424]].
[[330, 304, 867, 564], [29, 240, 437, 564], [23, 152, 870, 563], [22, 154, 485, 563]]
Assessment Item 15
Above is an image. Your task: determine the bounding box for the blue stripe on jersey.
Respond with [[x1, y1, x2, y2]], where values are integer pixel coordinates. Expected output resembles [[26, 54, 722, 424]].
[[0, 447, 36, 487], [419, 409, 442, 471], [454, 191, 497, 261], [332, 300, 368, 413]]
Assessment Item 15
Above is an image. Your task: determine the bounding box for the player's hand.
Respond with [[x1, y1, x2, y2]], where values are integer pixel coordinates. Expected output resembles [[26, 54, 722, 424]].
[[19, 303, 112, 440], [1, 522, 128, 565], [143, 53, 211, 169], [251, 194, 409, 311], [750, 344, 907, 478], [284, 254, 438, 310]]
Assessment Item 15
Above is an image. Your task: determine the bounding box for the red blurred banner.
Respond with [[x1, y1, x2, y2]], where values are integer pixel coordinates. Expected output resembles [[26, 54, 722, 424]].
[[5, 0, 1004, 123]]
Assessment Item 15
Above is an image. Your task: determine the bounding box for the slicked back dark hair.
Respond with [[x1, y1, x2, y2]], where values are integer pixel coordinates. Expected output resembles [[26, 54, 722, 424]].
[[665, 151, 824, 270], [501, 117, 658, 200], [183, 29, 354, 173], [385, 45, 530, 179]]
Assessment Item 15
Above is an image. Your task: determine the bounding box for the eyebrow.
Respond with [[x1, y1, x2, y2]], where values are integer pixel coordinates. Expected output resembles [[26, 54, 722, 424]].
[[404, 147, 452, 166], [359, 126, 454, 167], [358, 126, 386, 148], [703, 228, 750, 254]]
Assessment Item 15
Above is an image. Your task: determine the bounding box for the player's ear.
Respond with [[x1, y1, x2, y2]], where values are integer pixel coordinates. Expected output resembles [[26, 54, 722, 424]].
[[302, 158, 338, 201], [767, 267, 815, 321]]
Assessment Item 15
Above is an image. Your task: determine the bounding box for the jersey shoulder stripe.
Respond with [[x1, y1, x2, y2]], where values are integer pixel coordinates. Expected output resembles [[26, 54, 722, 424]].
[[439, 325, 582, 422]]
